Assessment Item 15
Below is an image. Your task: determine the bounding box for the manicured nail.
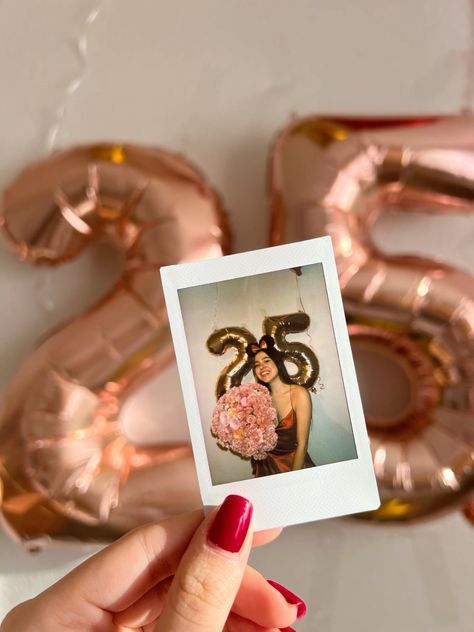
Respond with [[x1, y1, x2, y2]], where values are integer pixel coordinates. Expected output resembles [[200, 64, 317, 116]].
[[279, 627, 296, 631], [208, 494, 253, 553], [268, 579, 307, 619]]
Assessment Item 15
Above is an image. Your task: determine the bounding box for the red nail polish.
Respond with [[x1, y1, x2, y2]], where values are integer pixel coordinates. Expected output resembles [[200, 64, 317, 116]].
[[279, 627, 296, 631], [208, 495, 253, 553], [268, 579, 307, 619]]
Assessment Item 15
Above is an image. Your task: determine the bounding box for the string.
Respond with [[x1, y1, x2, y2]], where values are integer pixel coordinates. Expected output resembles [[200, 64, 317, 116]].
[[294, 269, 306, 312], [210, 282, 219, 332], [46, 4, 102, 153], [257, 273, 268, 324], [294, 267, 314, 349]]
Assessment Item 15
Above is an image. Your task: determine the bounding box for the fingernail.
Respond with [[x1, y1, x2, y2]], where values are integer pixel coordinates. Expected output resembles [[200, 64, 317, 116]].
[[208, 494, 253, 553], [279, 627, 296, 631], [268, 579, 307, 619]]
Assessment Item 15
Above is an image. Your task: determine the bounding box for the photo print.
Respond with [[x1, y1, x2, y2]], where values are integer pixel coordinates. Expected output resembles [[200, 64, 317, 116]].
[[162, 237, 379, 530]]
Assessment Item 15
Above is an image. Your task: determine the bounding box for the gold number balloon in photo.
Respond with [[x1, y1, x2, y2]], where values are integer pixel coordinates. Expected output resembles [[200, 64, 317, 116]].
[[207, 313, 318, 398], [0, 143, 231, 547], [269, 114, 474, 522], [206, 327, 257, 399], [263, 312, 319, 389]]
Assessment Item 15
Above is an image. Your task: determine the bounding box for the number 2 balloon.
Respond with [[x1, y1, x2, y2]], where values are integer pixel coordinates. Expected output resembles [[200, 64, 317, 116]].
[[0, 143, 231, 547]]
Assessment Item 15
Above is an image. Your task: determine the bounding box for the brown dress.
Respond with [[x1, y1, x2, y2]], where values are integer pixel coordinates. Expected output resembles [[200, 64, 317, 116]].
[[251, 408, 315, 477]]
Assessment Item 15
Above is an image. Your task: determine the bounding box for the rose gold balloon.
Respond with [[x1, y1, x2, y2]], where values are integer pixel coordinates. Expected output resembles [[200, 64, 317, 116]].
[[269, 115, 474, 521], [0, 143, 231, 547]]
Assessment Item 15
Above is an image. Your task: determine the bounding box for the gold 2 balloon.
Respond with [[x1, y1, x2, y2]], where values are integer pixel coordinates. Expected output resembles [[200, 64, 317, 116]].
[[0, 143, 231, 547], [269, 115, 474, 521], [207, 327, 257, 399]]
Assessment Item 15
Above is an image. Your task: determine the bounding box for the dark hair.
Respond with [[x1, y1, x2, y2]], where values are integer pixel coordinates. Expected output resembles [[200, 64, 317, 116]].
[[251, 346, 296, 391]]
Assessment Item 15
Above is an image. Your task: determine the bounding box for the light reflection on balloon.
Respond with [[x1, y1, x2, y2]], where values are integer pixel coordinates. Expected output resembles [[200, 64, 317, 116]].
[[269, 115, 474, 521], [263, 313, 319, 390], [0, 142, 231, 547]]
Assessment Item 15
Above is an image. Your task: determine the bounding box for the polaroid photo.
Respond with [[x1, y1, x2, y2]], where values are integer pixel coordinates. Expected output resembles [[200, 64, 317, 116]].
[[161, 236, 380, 531]]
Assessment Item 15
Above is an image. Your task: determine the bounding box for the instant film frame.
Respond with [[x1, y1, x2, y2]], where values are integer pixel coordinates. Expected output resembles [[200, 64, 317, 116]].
[[161, 237, 380, 530]]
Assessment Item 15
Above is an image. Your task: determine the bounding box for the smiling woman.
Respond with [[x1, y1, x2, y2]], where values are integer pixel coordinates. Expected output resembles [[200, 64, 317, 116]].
[[248, 336, 315, 477]]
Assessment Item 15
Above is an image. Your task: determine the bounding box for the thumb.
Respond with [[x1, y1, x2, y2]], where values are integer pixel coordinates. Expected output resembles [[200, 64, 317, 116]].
[[155, 495, 253, 632]]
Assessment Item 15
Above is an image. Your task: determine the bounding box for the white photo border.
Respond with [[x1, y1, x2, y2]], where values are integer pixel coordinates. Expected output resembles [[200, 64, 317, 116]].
[[161, 236, 380, 531]]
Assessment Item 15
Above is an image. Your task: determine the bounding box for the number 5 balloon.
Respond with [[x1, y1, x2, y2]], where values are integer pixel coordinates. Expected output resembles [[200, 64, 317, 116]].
[[269, 115, 474, 521], [263, 312, 319, 389], [0, 143, 231, 547]]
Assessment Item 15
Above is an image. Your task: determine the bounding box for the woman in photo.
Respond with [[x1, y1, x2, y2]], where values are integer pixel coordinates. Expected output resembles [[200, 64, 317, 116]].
[[246, 335, 315, 477]]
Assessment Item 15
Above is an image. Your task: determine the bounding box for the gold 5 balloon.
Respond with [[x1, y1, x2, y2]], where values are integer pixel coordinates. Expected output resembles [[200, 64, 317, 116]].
[[1, 117, 473, 547]]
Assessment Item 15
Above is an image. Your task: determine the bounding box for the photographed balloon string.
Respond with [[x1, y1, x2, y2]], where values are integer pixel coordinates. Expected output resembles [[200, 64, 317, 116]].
[[291, 267, 325, 393], [210, 282, 220, 333]]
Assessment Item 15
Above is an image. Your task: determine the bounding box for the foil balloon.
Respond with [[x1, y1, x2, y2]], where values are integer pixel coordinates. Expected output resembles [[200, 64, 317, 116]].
[[207, 327, 257, 399], [263, 313, 319, 390], [269, 115, 474, 521], [0, 143, 231, 547], [207, 314, 318, 399]]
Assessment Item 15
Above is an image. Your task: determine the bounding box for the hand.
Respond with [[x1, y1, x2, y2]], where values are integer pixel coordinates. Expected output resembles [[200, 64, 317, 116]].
[[1, 495, 306, 631]]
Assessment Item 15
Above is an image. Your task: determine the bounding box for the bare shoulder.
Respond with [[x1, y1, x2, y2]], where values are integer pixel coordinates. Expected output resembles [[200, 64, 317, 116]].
[[291, 384, 311, 406]]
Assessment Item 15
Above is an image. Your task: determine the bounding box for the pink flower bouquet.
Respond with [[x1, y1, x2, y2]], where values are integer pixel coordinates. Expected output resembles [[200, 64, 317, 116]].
[[211, 383, 278, 460]]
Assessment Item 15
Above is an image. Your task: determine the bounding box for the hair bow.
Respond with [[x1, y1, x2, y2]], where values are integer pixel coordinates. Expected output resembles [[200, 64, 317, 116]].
[[246, 335, 275, 357]]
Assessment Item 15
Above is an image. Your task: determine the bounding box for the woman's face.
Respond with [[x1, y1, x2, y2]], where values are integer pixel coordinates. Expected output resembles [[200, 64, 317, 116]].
[[254, 351, 278, 383]]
